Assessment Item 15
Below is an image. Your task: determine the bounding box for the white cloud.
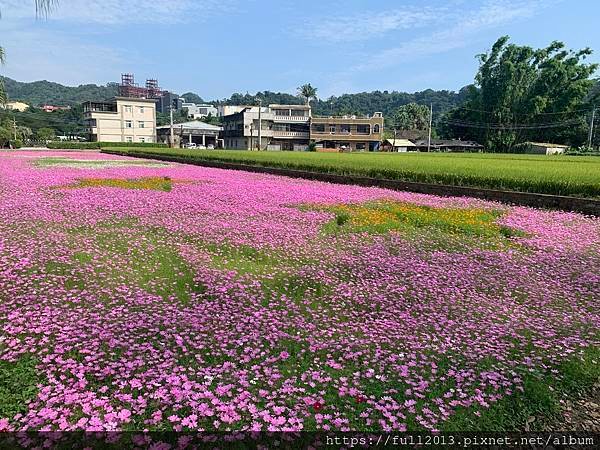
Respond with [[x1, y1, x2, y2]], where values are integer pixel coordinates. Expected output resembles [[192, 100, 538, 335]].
[[353, 0, 555, 70], [0, 0, 238, 25], [309, 6, 448, 43]]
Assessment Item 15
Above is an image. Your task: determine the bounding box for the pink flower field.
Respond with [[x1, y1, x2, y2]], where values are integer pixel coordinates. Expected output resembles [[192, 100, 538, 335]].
[[0, 151, 598, 434]]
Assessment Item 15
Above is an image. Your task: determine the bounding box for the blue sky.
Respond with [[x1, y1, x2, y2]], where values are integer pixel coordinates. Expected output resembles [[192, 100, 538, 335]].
[[1, 0, 599, 100]]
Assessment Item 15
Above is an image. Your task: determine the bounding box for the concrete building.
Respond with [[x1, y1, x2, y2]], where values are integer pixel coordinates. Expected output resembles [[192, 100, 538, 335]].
[[1, 101, 29, 112], [412, 139, 483, 152], [222, 104, 311, 151], [83, 97, 157, 143], [311, 113, 384, 152], [521, 142, 569, 155], [382, 138, 417, 152], [157, 121, 222, 148], [222, 105, 384, 151], [182, 103, 218, 119], [217, 105, 250, 117], [156, 92, 184, 114]]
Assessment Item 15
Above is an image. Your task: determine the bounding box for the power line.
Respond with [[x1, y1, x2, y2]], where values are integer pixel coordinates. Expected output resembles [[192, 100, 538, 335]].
[[439, 117, 583, 130], [449, 104, 595, 116]]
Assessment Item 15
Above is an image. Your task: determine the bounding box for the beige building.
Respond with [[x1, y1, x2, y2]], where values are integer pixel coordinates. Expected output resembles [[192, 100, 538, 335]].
[[1, 101, 30, 112], [311, 113, 384, 151], [222, 105, 384, 151], [83, 97, 157, 143]]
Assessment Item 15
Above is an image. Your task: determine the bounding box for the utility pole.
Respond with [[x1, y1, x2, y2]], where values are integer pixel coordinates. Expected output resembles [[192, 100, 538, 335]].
[[169, 106, 175, 148], [13, 117, 18, 141], [427, 103, 433, 152], [588, 106, 596, 149], [257, 99, 262, 151]]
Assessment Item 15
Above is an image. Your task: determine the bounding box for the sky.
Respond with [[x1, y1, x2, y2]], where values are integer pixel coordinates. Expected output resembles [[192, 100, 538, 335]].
[[0, 0, 599, 101]]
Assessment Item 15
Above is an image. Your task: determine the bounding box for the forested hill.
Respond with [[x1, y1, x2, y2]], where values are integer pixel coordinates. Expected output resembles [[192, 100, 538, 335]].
[[2, 76, 468, 117], [1, 77, 119, 106], [216, 88, 469, 117]]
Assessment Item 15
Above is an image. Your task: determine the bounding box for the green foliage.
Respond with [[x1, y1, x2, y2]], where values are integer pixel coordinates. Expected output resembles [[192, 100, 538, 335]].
[[105, 148, 600, 198], [297, 83, 318, 105], [1, 76, 117, 106], [0, 355, 42, 420], [444, 36, 598, 151], [11, 138, 23, 148], [156, 109, 189, 127], [391, 102, 431, 131], [180, 92, 204, 104], [200, 113, 221, 126], [0, 104, 86, 136], [36, 127, 55, 141]]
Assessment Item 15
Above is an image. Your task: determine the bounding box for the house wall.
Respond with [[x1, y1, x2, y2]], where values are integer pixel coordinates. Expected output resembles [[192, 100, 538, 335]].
[[85, 98, 157, 143]]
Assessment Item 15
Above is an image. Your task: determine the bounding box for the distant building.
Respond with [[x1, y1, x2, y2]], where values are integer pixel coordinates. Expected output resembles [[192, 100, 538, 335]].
[[82, 97, 157, 143], [157, 121, 222, 148], [182, 103, 218, 119], [382, 138, 417, 152], [222, 104, 311, 151], [42, 104, 71, 113], [521, 142, 569, 155], [1, 101, 29, 112], [222, 105, 384, 151], [156, 92, 184, 114], [311, 112, 384, 152], [217, 105, 250, 117], [412, 139, 483, 152]]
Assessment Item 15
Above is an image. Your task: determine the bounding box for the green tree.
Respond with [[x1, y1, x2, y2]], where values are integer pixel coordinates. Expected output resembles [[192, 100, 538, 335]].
[[0, 124, 11, 147], [391, 103, 430, 130], [297, 83, 318, 106], [37, 127, 55, 141], [444, 36, 598, 151]]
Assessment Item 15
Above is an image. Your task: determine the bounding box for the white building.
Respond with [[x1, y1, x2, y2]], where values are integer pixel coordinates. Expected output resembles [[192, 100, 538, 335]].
[[217, 105, 250, 117], [182, 103, 218, 119], [82, 97, 157, 143]]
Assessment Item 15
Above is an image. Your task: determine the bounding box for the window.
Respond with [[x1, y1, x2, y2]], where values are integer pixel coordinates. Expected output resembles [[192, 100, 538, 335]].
[[312, 124, 325, 133], [340, 124, 351, 134], [138, 106, 145, 114], [125, 120, 133, 128], [124, 105, 132, 113], [329, 125, 336, 133], [139, 137, 146, 143], [291, 109, 308, 117], [138, 121, 145, 128], [373, 124, 380, 133], [357, 124, 370, 134], [356, 143, 366, 150], [126, 136, 133, 143]]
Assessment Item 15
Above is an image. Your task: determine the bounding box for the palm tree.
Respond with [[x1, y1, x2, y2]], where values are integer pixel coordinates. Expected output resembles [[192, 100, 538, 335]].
[[297, 83, 318, 106], [0, 1, 56, 104]]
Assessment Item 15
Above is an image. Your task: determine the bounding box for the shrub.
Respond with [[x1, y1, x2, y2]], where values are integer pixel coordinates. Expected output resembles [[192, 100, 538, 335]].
[[11, 139, 23, 149]]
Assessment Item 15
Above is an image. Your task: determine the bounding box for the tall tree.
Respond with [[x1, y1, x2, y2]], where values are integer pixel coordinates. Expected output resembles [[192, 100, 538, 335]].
[[1, 1, 56, 104], [297, 84, 318, 106], [391, 103, 430, 131], [444, 36, 598, 151]]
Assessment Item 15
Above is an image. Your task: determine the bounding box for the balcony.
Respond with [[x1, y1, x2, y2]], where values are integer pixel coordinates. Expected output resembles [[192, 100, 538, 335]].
[[273, 115, 309, 123], [273, 131, 310, 138]]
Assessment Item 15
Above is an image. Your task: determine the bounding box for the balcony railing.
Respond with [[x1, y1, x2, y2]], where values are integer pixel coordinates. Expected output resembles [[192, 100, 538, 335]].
[[273, 115, 310, 122], [273, 131, 310, 138]]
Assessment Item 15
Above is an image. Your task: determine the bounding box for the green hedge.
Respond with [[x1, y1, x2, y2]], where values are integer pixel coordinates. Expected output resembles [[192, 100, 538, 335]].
[[47, 141, 168, 150]]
